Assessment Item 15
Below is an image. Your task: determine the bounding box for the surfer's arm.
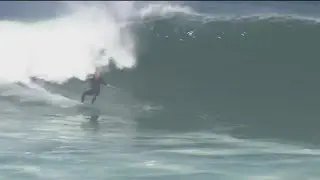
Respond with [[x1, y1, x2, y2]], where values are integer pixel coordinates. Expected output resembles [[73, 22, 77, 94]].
[[100, 78, 116, 88], [101, 79, 116, 88], [101, 79, 107, 85], [86, 74, 92, 79], [86, 74, 94, 81]]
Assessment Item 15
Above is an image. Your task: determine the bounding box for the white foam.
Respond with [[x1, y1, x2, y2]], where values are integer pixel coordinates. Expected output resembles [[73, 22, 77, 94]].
[[0, 2, 136, 84], [0, 2, 204, 104], [0, 2, 200, 86], [138, 3, 198, 19]]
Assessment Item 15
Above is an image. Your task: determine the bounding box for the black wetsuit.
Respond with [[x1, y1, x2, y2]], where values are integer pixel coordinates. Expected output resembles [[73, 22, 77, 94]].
[[81, 76, 107, 104]]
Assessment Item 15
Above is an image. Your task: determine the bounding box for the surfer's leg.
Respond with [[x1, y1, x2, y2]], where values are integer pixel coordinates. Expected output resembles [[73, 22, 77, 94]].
[[81, 89, 94, 102], [91, 95, 97, 104], [90, 89, 100, 104]]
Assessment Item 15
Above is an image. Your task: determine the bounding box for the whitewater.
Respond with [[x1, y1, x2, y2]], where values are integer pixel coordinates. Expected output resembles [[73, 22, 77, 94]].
[[0, 1, 320, 180]]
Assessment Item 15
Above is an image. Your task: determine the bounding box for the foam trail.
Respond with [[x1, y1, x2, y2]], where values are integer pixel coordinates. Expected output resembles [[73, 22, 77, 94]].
[[0, 2, 136, 84]]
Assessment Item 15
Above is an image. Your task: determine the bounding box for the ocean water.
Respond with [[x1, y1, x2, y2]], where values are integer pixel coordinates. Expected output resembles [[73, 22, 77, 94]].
[[0, 1, 320, 180]]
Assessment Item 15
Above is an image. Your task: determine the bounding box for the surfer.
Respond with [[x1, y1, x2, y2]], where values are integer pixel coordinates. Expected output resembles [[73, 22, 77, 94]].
[[81, 68, 107, 104]]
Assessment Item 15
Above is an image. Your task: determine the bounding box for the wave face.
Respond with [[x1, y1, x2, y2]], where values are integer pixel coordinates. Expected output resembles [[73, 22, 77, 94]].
[[111, 11, 320, 143]]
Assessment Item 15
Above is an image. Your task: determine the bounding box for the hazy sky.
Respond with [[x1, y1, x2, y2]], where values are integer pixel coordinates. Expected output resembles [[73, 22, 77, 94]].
[[0, 1, 63, 20]]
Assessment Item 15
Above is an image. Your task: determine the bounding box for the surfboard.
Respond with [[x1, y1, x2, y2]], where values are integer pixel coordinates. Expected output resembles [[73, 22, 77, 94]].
[[76, 101, 100, 116], [79, 101, 91, 106], [78, 101, 96, 109]]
